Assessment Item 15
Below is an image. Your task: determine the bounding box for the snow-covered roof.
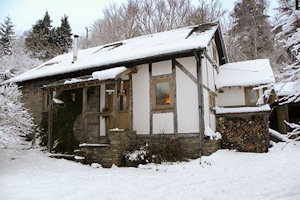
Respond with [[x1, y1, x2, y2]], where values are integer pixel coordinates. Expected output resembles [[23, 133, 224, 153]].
[[274, 82, 298, 96], [43, 67, 127, 89], [215, 104, 271, 114], [8, 23, 219, 83], [216, 59, 275, 89]]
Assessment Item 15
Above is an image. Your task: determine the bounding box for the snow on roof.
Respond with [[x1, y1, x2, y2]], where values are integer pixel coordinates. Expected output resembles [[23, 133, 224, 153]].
[[7, 23, 219, 83], [44, 67, 127, 88], [215, 104, 271, 114], [216, 59, 275, 89], [274, 82, 298, 96], [92, 67, 127, 81]]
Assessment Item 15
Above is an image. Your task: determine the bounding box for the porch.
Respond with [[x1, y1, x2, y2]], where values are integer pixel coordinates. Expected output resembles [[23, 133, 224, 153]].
[[42, 67, 136, 153]]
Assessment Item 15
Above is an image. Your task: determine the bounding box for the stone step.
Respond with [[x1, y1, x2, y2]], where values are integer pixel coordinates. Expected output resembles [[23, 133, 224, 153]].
[[74, 155, 85, 164], [49, 153, 75, 161], [79, 143, 111, 148], [73, 149, 85, 157]]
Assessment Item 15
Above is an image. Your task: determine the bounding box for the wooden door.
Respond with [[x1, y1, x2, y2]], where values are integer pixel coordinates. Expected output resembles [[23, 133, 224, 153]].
[[107, 81, 130, 130]]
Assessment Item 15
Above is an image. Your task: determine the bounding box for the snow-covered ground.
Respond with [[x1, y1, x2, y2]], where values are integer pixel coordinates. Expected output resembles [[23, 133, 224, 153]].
[[1, 142, 300, 200]]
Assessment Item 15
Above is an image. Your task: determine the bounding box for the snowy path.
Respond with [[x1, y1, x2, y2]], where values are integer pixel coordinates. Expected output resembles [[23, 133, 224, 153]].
[[1, 142, 300, 200]]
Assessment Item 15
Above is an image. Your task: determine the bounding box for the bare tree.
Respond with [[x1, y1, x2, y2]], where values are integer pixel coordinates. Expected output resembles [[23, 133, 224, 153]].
[[88, 0, 226, 47]]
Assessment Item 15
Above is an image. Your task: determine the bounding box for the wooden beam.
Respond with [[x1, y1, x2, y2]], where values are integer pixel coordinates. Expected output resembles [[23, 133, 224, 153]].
[[129, 75, 133, 130], [172, 60, 178, 134], [115, 67, 137, 80], [194, 50, 205, 158], [149, 63, 153, 135], [113, 81, 118, 128], [203, 50, 219, 72], [44, 79, 114, 91], [174, 59, 197, 84], [47, 91, 53, 152], [82, 87, 88, 128]]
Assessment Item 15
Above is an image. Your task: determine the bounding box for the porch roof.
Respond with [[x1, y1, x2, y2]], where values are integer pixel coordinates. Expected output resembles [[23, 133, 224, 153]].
[[43, 67, 128, 90]]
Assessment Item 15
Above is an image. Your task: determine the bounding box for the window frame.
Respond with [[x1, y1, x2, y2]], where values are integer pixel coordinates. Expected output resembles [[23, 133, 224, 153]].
[[152, 76, 174, 110], [209, 92, 216, 111], [244, 87, 259, 106]]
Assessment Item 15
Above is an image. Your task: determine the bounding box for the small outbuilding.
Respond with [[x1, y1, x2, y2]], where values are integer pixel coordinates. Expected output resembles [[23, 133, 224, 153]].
[[216, 59, 275, 152]]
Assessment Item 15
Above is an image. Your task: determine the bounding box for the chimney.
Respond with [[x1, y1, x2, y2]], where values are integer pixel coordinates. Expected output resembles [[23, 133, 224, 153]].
[[72, 35, 79, 63]]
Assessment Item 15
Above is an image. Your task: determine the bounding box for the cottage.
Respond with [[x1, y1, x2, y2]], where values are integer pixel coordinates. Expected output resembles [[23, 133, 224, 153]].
[[5, 22, 275, 167]]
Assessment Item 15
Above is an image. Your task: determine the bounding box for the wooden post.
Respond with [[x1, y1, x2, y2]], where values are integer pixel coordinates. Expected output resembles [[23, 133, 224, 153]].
[[149, 63, 153, 135], [82, 87, 88, 127], [194, 50, 205, 158], [172, 59, 178, 134], [47, 90, 53, 152], [113, 81, 118, 128], [129, 75, 133, 130]]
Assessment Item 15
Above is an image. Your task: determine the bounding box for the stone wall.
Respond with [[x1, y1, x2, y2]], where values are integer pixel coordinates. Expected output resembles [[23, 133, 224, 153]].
[[78, 132, 221, 168], [20, 80, 53, 125], [135, 134, 220, 158], [79, 130, 136, 167], [217, 113, 269, 153], [73, 86, 102, 144]]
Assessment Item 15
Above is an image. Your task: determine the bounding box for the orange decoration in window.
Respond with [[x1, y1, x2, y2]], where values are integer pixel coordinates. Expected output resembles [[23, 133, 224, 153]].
[[164, 97, 171, 104]]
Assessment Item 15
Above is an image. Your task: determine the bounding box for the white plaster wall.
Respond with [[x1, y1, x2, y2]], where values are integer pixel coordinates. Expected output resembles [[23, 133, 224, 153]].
[[153, 112, 174, 134], [210, 113, 216, 131], [216, 87, 245, 107], [203, 89, 210, 128], [207, 63, 215, 92], [202, 58, 208, 88], [100, 84, 106, 136], [152, 60, 172, 76], [132, 64, 150, 135], [176, 57, 199, 133]]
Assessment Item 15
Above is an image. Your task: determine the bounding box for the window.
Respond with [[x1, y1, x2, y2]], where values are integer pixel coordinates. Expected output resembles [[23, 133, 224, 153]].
[[245, 87, 259, 106], [152, 77, 173, 110], [209, 93, 215, 110]]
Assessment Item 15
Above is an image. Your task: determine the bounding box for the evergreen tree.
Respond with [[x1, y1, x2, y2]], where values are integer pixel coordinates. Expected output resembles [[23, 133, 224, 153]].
[[0, 16, 16, 56], [229, 0, 274, 61], [55, 15, 72, 54], [25, 11, 58, 60]]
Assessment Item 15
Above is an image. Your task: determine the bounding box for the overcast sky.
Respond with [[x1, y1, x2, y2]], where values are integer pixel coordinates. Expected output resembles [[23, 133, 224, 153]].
[[0, 0, 278, 35]]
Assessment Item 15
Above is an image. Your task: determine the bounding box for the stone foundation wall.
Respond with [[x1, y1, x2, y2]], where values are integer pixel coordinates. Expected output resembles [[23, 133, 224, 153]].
[[217, 113, 269, 153], [135, 134, 220, 158], [78, 132, 221, 168]]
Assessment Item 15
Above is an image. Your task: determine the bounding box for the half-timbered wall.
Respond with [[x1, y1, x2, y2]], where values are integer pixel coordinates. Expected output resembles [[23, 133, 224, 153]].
[[175, 57, 199, 133], [201, 41, 218, 131], [132, 51, 218, 135]]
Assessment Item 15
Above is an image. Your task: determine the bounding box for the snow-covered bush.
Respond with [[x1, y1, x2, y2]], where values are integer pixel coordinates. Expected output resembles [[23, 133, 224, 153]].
[[0, 84, 35, 148], [123, 145, 148, 167]]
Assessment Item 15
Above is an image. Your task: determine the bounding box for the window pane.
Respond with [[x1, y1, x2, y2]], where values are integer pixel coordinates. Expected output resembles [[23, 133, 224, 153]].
[[156, 82, 171, 106], [247, 89, 259, 105]]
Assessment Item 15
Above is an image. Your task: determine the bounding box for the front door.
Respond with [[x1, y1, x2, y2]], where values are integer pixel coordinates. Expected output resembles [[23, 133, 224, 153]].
[[107, 81, 130, 130]]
